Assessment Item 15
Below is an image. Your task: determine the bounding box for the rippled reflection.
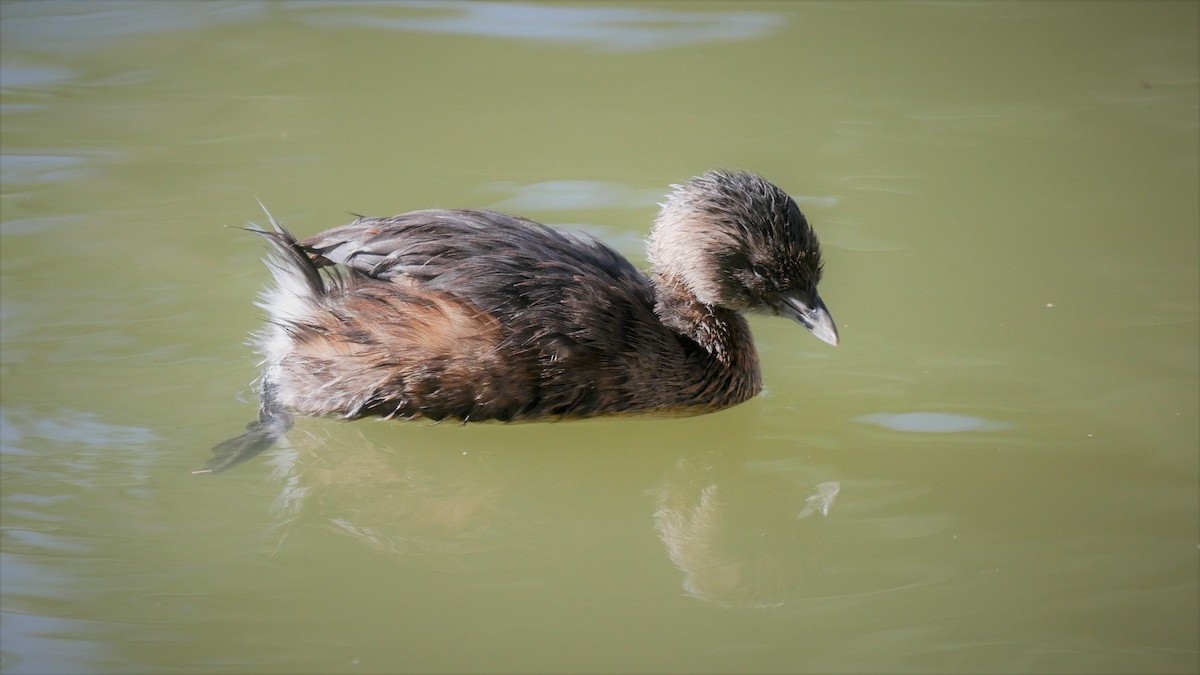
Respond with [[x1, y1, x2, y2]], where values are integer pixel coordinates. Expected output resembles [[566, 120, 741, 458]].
[[260, 426, 520, 573], [651, 453, 840, 609], [299, 1, 782, 52], [0, 407, 164, 673], [856, 412, 1011, 433], [483, 179, 662, 212]]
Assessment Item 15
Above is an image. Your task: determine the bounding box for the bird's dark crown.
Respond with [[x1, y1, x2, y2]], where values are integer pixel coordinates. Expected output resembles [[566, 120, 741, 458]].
[[647, 169, 824, 313]]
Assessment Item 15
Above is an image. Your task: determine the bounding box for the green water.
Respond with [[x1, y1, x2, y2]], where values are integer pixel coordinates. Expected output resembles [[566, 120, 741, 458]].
[[2, 1, 1197, 673]]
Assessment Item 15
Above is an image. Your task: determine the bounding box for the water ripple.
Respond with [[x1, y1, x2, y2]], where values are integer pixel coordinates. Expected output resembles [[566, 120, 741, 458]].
[[856, 412, 1012, 433], [299, 1, 783, 53]]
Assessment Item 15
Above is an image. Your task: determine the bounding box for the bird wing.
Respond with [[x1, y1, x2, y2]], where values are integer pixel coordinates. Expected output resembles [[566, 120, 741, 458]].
[[298, 209, 602, 282]]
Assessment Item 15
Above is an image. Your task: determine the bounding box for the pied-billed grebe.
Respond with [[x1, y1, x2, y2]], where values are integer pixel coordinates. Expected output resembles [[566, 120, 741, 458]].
[[197, 170, 838, 474]]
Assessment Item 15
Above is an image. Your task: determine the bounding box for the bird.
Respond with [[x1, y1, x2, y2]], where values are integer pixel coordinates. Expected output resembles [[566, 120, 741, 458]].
[[197, 170, 838, 474]]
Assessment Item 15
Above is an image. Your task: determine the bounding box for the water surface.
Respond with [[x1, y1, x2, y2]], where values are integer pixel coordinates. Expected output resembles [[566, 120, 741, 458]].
[[2, 2, 1197, 673]]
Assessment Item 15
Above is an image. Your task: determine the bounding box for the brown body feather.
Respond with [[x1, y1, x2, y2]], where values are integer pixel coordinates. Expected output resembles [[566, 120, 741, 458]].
[[275, 209, 761, 422]]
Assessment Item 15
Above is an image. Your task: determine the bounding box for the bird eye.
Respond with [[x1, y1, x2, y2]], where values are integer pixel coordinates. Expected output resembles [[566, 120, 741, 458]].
[[744, 264, 777, 296]]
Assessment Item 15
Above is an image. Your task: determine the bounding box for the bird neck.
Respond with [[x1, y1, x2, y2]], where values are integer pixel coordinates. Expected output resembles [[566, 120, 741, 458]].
[[652, 273, 763, 399]]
